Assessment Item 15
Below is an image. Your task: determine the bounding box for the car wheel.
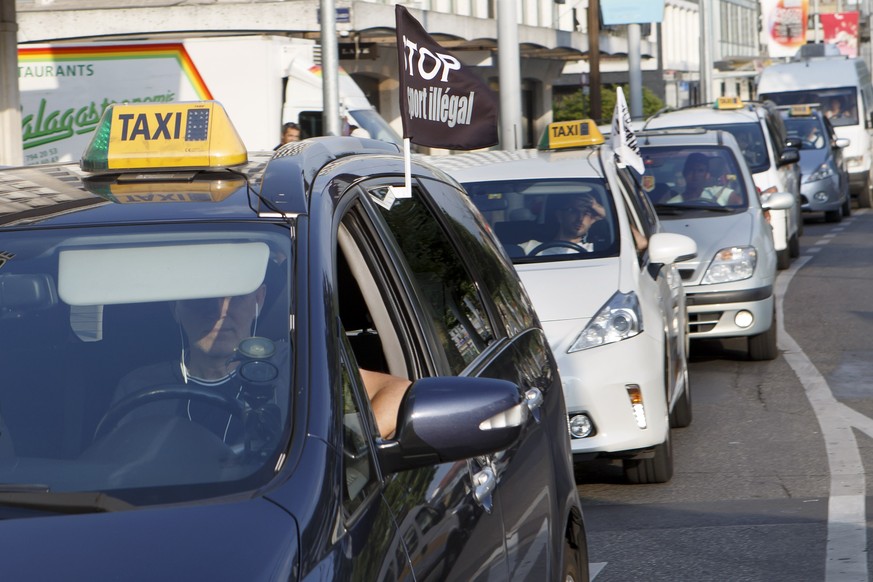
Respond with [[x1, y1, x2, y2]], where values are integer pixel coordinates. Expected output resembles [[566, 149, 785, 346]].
[[561, 536, 587, 582], [623, 431, 674, 484], [842, 194, 852, 217], [670, 368, 692, 429], [776, 247, 790, 270], [788, 232, 800, 258], [748, 308, 778, 361], [824, 209, 842, 223], [858, 174, 873, 208]]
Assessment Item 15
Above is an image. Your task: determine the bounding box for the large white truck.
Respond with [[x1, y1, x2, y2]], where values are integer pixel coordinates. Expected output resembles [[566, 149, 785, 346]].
[[18, 35, 401, 165]]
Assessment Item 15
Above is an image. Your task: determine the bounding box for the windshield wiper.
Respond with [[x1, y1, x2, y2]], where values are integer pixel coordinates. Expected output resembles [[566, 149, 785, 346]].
[[0, 488, 133, 514]]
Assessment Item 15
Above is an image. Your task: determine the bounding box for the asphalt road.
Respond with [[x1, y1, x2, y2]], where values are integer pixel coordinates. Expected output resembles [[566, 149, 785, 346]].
[[578, 208, 873, 582]]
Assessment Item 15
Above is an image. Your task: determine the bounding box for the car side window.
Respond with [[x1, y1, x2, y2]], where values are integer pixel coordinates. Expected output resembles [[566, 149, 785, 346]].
[[615, 167, 656, 263], [339, 354, 380, 516], [764, 110, 787, 158], [368, 185, 495, 375]]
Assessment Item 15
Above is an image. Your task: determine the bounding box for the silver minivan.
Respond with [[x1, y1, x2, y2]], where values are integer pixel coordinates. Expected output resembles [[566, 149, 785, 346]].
[[643, 98, 802, 270], [637, 127, 794, 361]]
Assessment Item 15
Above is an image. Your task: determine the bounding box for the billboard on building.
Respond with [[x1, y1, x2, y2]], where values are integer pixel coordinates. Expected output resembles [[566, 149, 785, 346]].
[[762, 0, 809, 58], [820, 12, 859, 57], [600, 0, 664, 25]]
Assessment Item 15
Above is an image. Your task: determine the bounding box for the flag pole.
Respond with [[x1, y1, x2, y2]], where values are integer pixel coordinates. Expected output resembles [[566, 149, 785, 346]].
[[404, 138, 411, 193]]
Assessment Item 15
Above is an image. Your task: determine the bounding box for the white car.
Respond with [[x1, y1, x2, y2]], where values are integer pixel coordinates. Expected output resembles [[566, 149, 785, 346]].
[[637, 127, 796, 360], [642, 98, 802, 270], [430, 120, 697, 484]]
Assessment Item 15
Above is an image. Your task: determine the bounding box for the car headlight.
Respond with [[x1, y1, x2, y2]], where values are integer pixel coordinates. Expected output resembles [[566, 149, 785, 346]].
[[845, 155, 864, 168], [568, 291, 642, 352], [701, 246, 757, 284], [804, 162, 834, 183]]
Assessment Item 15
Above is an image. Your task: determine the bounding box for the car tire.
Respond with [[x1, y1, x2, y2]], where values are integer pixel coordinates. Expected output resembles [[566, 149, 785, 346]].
[[824, 209, 842, 223], [842, 194, 852, 217], [788, 232, 800, 258], [776, 247, 790, 270], [748, 308, 778, 361], [858, 174, 873, 208], [623, 431, 674, 484], [669, 368, 692, 429], [561, 536, 587, 582]]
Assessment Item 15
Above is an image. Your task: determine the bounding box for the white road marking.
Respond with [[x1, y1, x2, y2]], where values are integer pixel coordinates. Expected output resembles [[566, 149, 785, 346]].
[[776, 246, 868, 580], [589, 561, 607, 579]]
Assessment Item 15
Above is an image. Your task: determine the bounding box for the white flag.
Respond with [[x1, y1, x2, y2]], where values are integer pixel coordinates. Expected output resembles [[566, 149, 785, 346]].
[[610, 87, 645, 174]]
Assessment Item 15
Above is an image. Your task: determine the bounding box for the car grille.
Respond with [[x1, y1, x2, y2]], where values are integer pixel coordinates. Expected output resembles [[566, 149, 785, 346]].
[[678, 268, 696, 281], [689, 311, 721, 334]]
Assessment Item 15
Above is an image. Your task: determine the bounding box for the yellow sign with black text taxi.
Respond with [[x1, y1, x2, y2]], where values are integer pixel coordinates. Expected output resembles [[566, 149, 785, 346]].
[[538, 119, 604, 150], [81, 101, 248, 172]]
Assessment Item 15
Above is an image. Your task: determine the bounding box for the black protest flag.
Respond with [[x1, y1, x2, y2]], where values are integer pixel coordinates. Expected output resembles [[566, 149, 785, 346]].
[[395, 5, 499, 150]]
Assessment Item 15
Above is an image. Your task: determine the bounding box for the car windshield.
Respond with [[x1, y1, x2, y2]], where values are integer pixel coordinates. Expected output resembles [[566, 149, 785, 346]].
[[461, 178, 619, 264], [0, 223, 293, 506], [760, 87, 858, 128], [783, 115, 827, 150], [695, 122, 770, 173], [639, 146, 750, 217]]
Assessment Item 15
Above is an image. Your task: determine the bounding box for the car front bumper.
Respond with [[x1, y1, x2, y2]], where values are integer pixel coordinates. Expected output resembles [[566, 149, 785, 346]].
[[801, 176, 844, 213], [558, 333, 670, 456], [683, 285, 774, 338]]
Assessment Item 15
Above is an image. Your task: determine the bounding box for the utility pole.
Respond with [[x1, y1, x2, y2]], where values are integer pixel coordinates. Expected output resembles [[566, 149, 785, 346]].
[[498, 0, 522, 151], [320, 0, 341, 136], [628, 23, 642, 118], [0, 0, 22, 166], [588, 0, 602, 123], [699, 0, 713, 104]]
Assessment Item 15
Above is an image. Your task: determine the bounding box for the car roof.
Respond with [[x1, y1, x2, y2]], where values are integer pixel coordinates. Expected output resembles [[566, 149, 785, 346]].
[[635, 126, 734, 147], [0, 138, 419, 229], [426, 144, 606, 183], [643, 102, 764, 129]]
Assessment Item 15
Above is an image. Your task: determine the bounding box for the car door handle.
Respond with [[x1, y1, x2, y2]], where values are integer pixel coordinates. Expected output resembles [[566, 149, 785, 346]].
[[524, 387, 543, 424], [472, 466, 496, 513]]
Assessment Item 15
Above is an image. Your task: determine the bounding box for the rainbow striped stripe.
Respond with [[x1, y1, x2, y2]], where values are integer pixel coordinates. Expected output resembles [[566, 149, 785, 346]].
[[18, 43, 213, 100]]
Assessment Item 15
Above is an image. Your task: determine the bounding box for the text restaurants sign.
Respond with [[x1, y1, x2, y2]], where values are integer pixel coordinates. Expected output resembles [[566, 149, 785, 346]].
[[395, 5, 498, 150]]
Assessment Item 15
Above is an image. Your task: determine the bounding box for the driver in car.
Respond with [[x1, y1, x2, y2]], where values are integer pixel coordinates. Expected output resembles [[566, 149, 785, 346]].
[[110, 286, 276, 450], [666, 153, 740, 206], [522, 193, 606, 255], [110, 286, 409, 446]]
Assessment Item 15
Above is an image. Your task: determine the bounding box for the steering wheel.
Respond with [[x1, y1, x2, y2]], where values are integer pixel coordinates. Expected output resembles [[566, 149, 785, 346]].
[[528, 241, 588, 256], [94, 385, 247, 442]]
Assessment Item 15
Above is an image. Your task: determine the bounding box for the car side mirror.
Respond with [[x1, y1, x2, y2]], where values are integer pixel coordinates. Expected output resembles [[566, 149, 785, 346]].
[[376, 376, 525, 474], [835, 137, 851, 149], [778, 147, 800, 166], [648, 232, 697, 265], [785, 137, 802, 150], [761, 191, 795, 211]]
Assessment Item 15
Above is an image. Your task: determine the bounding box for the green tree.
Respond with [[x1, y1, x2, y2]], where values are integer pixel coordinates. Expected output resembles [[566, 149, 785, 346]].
[[554, 85, 664, 125]]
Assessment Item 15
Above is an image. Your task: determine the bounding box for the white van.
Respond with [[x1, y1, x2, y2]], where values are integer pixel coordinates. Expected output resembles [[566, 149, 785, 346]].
[[757, 45, 873, 207]]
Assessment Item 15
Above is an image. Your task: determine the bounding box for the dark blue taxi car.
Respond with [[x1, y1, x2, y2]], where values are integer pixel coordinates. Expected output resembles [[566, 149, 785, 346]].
[[0, 102, 587, 580]]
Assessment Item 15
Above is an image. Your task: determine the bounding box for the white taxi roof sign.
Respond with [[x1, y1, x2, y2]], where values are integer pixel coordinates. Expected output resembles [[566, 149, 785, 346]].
[[539, 119, 605, 150], [714, 96, 744, 110], [80, 101, 248, 173]]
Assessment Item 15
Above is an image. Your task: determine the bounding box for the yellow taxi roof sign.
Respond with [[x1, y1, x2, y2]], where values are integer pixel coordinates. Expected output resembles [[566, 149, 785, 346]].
[[538, 119, 605, 150], [714, 96, 745, 110], [80, 101, 248, 173], [788, 104, 814, 116]]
